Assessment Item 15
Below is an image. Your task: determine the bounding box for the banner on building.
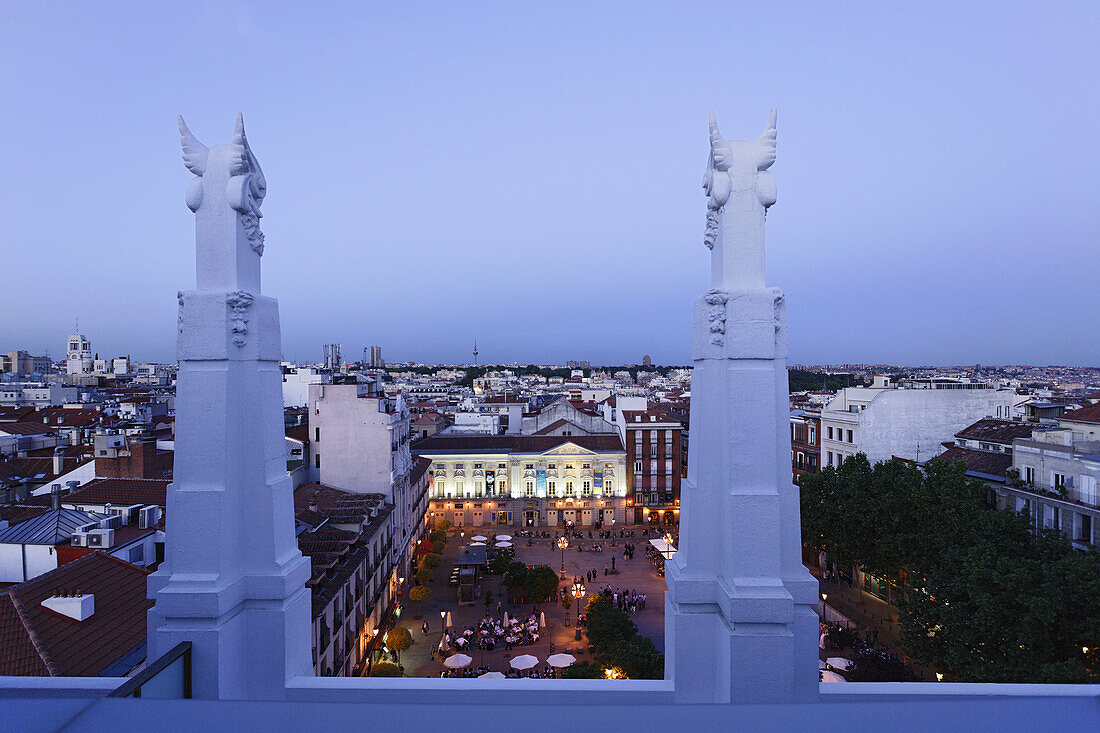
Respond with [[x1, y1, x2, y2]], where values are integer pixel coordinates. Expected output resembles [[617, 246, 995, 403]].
[[536, 469, 546, 494], [485, 471, 495, 492], [594, 470, 603, 489]]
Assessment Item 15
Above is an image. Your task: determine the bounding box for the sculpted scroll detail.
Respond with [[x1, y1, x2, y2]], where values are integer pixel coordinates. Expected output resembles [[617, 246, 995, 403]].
[[226, 291, 255, 347]]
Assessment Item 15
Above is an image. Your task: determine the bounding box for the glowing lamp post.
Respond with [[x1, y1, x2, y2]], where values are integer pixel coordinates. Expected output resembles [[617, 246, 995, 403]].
[[571, 580, 586, 641], [557, 535, 569, 574]]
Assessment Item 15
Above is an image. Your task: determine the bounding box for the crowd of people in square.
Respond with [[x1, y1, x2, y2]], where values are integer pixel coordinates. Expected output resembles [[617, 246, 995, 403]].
[[436, 611, 542, 657]]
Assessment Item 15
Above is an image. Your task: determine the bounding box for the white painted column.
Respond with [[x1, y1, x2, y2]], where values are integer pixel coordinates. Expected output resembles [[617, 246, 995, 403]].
[[147, 116, 312, 700], [666, 110, 819, 703]]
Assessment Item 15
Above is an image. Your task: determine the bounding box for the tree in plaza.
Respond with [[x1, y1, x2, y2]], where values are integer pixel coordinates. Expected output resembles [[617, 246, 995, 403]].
[[415, 567, 435, 586], [370, 661, 402, 677], [523, 565, 561, 606], [561, 661, 604, 679], [800, 454, 1100, 683], [409, 584, 432, 618], [385, 627, 413, 662], [487, 547, 516, 575], [422, 552, 443, 569], [435, 518, 451, 532], [429, 530, 447, 545], [561, 590, 573, 622], [502, 560, 529, 604], [483, 589, 494, 615], [581, 593, 663, 679]]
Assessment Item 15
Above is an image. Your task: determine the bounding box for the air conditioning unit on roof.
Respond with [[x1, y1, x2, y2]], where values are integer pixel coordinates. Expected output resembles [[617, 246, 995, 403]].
[[87, 528, 115, 548], [110, 504, 142, 525], [71, 532, 88, 547], [138, 505, 161, 530]]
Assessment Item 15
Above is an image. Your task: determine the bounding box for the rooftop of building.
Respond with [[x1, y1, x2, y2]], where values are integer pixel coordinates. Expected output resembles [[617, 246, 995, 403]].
[[0, 551, 151, 676], [65, 478, 170, 508], [1060, 402, 1100, 425], [411, 433, 625, 454], [935, 446, 1014, 482], [954, 418, 1036, 445]]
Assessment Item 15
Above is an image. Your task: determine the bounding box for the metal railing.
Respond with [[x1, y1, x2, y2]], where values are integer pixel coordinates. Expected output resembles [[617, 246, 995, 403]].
[[108, 642, 191, 699]]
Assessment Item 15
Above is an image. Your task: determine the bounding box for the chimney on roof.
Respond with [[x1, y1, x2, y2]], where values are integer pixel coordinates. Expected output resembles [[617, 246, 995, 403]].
[[66, 480, 80, 494], [51, 484, 62, 511], [53, 446, 65, 476], [41, 592, 94, 622], [308, 498, 318, 513]]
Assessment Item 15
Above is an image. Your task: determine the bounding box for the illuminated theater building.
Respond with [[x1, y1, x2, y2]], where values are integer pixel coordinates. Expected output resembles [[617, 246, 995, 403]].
[[413, 433, 627, 528]]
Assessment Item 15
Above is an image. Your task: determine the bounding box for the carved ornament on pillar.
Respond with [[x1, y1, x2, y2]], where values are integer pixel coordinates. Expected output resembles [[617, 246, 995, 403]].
[[226, 291, 255, 347], [704, 289, 728, 346], [702, 109, 777, 291], [179, 114, 267, 256], [176, 291, 185, 334]]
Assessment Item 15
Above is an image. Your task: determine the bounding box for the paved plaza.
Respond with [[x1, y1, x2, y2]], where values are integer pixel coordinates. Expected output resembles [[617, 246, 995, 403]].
[[387, 528, 674, 677]]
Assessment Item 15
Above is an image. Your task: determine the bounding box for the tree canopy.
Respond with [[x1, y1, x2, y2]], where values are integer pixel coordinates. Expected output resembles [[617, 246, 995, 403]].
[[582, 592, 664, 679], [800, 454, 1100, 682]]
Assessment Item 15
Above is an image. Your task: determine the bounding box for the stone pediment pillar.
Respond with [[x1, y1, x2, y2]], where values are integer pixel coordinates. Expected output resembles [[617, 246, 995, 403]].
[[147, 116, 312, 700], [666, 110, 819, 704]]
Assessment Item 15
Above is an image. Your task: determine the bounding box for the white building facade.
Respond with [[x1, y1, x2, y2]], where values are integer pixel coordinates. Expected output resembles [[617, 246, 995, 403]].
[[820, 386, 1016, 467]]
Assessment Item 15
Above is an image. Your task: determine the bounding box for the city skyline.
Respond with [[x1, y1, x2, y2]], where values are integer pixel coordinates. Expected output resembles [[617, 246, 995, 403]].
[[2, 2, 1098, 366]]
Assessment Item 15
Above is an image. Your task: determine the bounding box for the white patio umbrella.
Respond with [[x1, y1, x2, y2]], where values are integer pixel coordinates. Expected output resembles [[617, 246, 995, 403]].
[[496, 541, 513, 548], [471, 535, 488, 542], [502, 612, 509, 626], [478, 671, 506, 679], [470, 542, 486, 546], [820, 670, 847, 683], [539, 611, 546, 629], [826, 657, 853, 671], [509, 654, 539, 671], [546, 653, 576, 668], [495, 534, 512, 541], [444, 653, 473, 669]]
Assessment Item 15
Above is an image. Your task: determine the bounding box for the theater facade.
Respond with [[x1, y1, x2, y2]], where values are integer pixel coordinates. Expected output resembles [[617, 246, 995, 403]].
[[413, 433, 628, 528]]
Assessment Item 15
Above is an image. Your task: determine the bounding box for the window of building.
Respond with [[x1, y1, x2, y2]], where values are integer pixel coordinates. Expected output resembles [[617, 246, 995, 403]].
[[605, 480, 614, 493], [455, 463, 464, 470], [525, 463, 534, 470], [315, 454, 320, 469], [525, 481, 534, 497], [827, 427, 833, 440], [1025, 465, 1035, 484], [826, 451, 833, 466], [474, 463, 482, 469], [650, 446, 658, 459], [809, 427, 815, 443], [456, 481, 464, 496], [582, 480, 591, 496], [635, 461, 643, 472], [582, 463, 591, 469], [548, 482, 556, 497], [1053, 472, 1066, 490], [547, 463, 556, 470], [565, 481, 575, 496], [846, 429, 853, 443], [315, 427, 320, 442], [498, 463, 506, 469]]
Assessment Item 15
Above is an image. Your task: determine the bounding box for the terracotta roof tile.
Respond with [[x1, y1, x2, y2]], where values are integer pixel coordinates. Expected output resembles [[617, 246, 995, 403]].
[[1060, 402, 1100, 425], [66, 478, 169, 507], [0, 552, 151, 676]]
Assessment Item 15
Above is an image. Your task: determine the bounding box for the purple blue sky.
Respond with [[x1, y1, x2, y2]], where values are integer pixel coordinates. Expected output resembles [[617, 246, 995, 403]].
[[1, 2, 1096, 366]]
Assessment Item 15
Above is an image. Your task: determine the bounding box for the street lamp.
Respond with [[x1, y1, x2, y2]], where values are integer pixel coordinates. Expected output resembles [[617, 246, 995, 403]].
[[439, 609, 447, 649], [571, 579, 586, 641], [557, 535, 569, 574]]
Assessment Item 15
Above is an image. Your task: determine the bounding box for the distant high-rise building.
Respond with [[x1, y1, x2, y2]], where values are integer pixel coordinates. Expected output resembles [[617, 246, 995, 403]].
[[566, 360, 590, 369], [472, 340, 478, 367], [322, 343, 341, 370], [367, 345, 384, 369], [642, 355, 652, 367]]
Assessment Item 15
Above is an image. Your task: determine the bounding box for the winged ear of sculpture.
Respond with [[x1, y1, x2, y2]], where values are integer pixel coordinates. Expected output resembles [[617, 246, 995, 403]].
[[702, 108, 777, 291], [178, 113, 267, 256]]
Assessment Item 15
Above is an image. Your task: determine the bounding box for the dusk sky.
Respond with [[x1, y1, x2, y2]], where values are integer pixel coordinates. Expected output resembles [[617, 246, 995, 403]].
[[2, 2, 1096, 367]]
